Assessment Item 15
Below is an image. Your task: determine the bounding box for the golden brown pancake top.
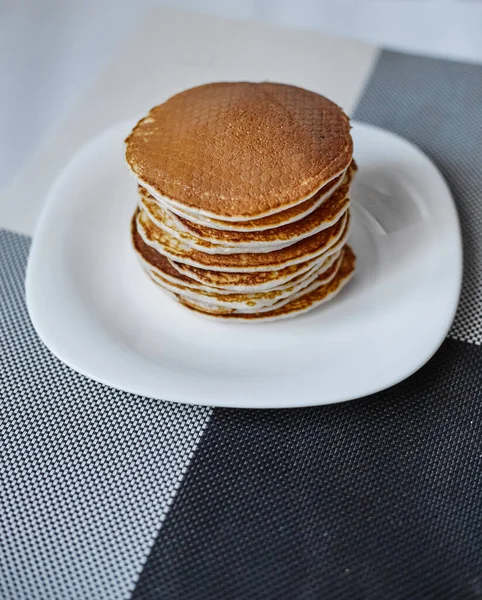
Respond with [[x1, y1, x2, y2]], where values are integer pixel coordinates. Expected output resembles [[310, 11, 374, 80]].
[[126, 82, 353, 218], [143, 160, 356, 232]]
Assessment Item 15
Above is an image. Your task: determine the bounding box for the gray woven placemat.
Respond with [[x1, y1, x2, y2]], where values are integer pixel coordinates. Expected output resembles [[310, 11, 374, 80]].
[[1, 50, 482, 600]]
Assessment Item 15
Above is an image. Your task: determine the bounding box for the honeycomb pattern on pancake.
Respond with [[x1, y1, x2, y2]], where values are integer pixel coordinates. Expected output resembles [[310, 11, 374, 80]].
[[154, 168, 353, 247], [125, 83, 353, 218]]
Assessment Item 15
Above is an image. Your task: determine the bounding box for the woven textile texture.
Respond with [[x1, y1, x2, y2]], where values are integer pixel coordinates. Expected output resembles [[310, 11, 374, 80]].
[[0, 230, 212, 600], [133, 340, 482, 599]]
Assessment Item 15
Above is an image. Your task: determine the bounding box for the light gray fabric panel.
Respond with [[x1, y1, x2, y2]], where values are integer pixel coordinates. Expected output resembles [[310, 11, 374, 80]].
[[0, 230, 212, 600]]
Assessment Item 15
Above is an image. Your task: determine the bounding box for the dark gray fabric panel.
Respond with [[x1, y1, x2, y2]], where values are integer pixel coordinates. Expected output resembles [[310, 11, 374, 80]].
[[353, 49, 482, 345], [133, 338, 482, 600]]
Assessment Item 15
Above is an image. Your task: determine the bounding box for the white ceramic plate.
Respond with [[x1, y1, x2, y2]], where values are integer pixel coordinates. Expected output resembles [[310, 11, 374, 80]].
[[26, 121, 462, 409]]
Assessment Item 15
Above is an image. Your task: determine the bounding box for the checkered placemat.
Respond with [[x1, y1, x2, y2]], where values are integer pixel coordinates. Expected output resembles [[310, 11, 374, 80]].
[[1, 50, 481, 600]]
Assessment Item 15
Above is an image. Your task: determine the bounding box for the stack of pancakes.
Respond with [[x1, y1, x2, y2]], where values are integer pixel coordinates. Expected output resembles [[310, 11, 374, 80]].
[[126, 82, 356, 321]]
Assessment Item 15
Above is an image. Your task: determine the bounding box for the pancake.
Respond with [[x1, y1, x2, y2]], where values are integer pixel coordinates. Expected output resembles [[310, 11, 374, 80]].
[[174, 256, 342, 315], [147, 253, 343, 312], [139, 195, 290, 255], [143, 162, 355, 232], [125, 82, 353, 220], [139, 173, 350, 252], [132, 213, 341, 293], [135, 208, 350, 272], [132, 221, 212, 292], [171, 252, 334, 292], [176, 246, 356, 321], [146, 252, 337, 296], [127, 82, 356, 321]]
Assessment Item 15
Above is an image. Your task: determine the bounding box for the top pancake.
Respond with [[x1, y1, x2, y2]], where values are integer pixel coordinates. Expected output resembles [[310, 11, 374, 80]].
[[125, 82, 353, 220]]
